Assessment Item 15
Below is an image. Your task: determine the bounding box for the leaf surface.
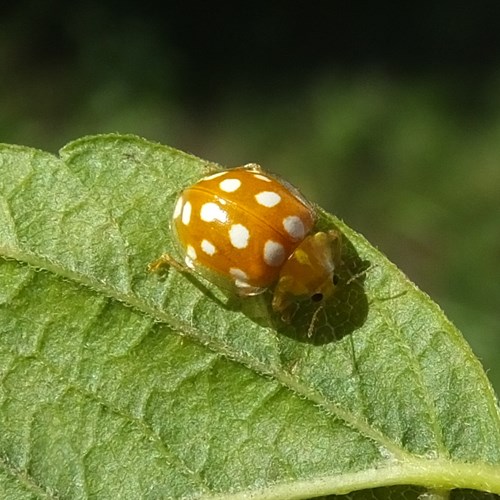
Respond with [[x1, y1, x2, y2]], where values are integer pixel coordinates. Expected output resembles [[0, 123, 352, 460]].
[[0, 135, 499, 499]]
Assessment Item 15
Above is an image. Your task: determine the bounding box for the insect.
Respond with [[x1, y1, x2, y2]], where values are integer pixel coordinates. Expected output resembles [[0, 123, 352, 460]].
[[149, 164, 342, 331]]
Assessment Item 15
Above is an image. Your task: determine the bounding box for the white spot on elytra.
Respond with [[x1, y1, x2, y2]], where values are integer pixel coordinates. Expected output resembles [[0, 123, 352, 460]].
[[185, 245, 197, 269], [182, 201, 192, 225], [201, 239, 216, 256], [235, 280, 251, 289], [186, 245, 197, 260], [253, 174, 272, 182], [230, 268, 249, 281], [229, 224, 250, 249], [202, 171, 226, 181], [200, 202, 228, 223], [173, 196, 183, 219], [283, 215, 305, 240], [263, 240, 285, 267], [219, 178, 241, 192], [255, 191, 281, 208], [230, 268, 250, 289]]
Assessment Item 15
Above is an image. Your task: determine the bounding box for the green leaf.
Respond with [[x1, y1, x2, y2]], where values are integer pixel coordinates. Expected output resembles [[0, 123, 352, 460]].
[[0, 134, 499, 500]]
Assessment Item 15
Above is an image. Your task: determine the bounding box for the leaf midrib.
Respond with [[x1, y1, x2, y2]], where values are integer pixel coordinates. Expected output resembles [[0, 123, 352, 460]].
[[206, 460, 500, 499]]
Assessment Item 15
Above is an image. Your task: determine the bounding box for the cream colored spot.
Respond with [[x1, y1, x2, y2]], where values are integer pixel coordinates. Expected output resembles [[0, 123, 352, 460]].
[[186, 245, 197, 260], [253, 173, 272, 182], [229, 224, 250, 249], [200, 202, 228, 223], [230, 268, 249, 281], [230, 268, 250, 289], [235, 280, 251, 289], [255, 191, 281, 208], [219, 178, 241, 192], [182, 201, 192, 225], [184, 245, 197, 269], [264, 240, 285, 267], [202, 171, 226, 181], [173, 196, 183, 219], [201, 239, 216, 256], [283, 215, 305, 240]]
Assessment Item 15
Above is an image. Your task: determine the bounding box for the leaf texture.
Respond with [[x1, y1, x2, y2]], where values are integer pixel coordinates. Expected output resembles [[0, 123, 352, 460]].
[[0, 135, 499, 499]]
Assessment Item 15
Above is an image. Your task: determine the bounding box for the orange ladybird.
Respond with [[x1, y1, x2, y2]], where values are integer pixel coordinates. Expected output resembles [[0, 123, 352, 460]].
[[149, 164, 341, 322]]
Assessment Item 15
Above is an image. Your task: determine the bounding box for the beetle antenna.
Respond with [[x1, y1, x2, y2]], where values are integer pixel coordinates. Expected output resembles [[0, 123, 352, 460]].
[[308, 303, 324, 338]]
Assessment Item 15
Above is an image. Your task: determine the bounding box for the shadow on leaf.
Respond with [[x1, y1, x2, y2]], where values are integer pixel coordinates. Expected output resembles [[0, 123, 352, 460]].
[[236, 223, 370, 345]]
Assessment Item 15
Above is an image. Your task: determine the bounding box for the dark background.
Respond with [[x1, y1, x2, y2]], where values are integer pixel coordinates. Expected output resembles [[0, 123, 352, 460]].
[[2, 1, 499, 391]]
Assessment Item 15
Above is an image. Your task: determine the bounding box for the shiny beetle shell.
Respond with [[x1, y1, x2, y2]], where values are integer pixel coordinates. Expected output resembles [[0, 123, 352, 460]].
[[151, 164, 341, 320]]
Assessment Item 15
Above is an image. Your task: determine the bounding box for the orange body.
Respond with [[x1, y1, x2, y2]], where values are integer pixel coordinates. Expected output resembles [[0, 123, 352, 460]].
[[172, 165, 315, 296], [150, 164, 342, 322]]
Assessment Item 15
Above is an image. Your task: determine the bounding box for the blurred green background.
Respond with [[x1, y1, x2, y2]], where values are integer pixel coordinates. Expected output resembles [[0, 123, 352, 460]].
[[1, 2, 499, 392]]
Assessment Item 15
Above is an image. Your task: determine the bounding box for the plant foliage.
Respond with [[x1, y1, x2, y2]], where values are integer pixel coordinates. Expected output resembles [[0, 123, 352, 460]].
[[0, 135, 499, 499]]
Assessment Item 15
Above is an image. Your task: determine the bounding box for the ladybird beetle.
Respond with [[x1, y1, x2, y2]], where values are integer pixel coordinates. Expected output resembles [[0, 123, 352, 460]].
[[149, 164, 341, 325]]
